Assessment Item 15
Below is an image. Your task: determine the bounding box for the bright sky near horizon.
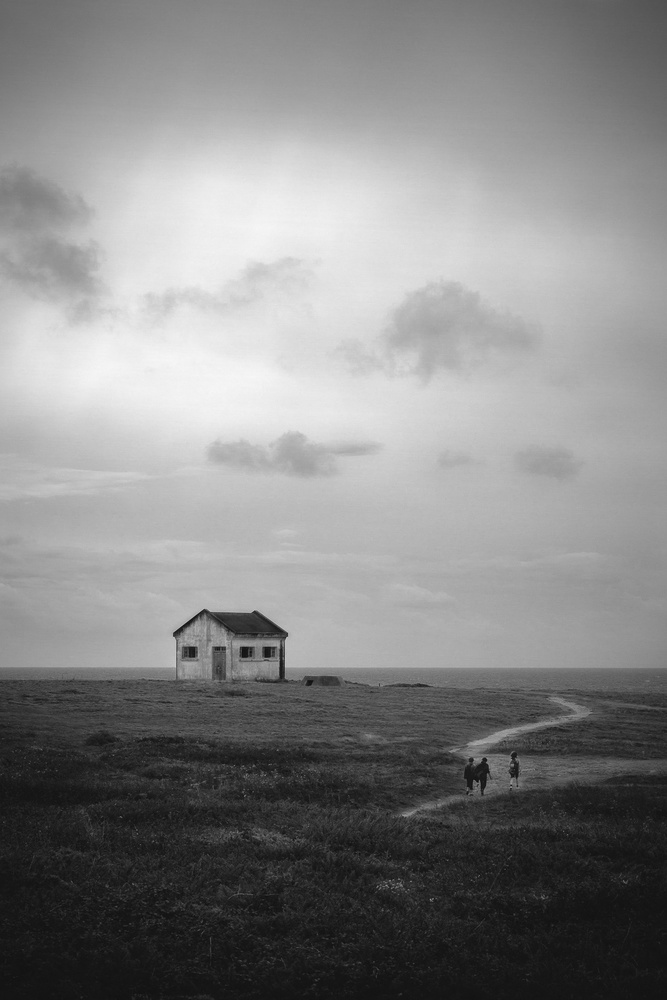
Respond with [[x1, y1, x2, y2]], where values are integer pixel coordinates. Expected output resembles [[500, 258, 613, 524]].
[[1, 0, 666, 672]]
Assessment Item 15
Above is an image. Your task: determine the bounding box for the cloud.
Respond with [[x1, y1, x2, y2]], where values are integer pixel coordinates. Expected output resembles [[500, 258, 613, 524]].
[[0, 165, 93, 234], [271, 527, 301, 545], [438, 450, 476, 469], [328, 440, 384, 457], [514, 445, 583, 481], [0, 456, 148, 502], [0, 534, 211, 635], [339, 281, 538, 381], [144, 256, 313, 321], [386, 281, 539, 379], [335, 338, 387, 376], [0, 164, 104, 315], [0, 236, 103, 303], [251, 548, 394, 570], [383, 582, 455, 608], [142, 286, 220, 317], [207, 438, 274, 473], [463, 551, 614, 581], [226, 258, 313, 305], [207, 431, 382, 477]]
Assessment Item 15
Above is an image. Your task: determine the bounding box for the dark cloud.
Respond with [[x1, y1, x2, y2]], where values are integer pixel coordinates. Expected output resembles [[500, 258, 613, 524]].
[[385, 281, 538, 380], [0, 165, 103, 316], [0, 165, 93, 234], [339, 280, 538, 381], [329, 441, 383, 457], [271, 432, 338, 477], [515, 445, 582, 481], [438, 450, 476, 469], [207, 431, 381, 478], [144, 257, 313, 321], [206, 439, 273, 474], [0, 236, 103, 302]]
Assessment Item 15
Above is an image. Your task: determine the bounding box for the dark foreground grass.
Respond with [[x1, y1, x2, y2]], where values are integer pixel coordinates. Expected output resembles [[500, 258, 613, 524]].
[[0, 682, 665, 999]]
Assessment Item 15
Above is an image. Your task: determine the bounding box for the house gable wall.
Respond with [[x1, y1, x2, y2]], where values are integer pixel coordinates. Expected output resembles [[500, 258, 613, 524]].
[[175, 611, 230, 680]]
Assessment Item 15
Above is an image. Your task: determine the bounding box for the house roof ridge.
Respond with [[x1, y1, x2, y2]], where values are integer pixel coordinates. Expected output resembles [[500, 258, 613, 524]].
[[173, 609, 287, 636]]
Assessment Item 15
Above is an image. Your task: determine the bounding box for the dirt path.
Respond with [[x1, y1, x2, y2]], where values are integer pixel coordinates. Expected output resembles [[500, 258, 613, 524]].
[[399, 695, 666, 818], [448, 696, 592, 755]]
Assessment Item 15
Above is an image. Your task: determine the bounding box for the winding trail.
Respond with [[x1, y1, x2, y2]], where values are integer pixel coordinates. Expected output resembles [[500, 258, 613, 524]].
[[399, 695, 665, 818], [448, 696, 591, 756]]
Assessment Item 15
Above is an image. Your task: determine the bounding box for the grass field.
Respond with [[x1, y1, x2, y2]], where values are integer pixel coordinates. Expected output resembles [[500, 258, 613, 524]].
[[493, 691, 667, 758], [1, 679, 665, 999]]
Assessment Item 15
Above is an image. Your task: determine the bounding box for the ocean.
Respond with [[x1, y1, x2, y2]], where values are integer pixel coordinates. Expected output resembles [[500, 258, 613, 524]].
[[0, 666, 665, 693]]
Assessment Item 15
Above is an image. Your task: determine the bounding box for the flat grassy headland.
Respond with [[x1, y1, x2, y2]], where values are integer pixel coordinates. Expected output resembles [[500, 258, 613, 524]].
[[1, 679, 665, 999]]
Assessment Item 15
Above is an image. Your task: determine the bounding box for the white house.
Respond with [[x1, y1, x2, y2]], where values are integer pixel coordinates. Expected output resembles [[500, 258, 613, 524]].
[[173, 609, 288, 681]]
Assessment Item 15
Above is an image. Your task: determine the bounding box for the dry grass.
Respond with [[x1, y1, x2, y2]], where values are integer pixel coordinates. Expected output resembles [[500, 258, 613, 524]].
[[0, 678, 553, 750], [494, 695, 667, 757]]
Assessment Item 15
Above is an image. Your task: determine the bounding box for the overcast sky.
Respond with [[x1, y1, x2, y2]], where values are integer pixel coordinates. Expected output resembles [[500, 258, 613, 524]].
[[1, 0, 666, 672]]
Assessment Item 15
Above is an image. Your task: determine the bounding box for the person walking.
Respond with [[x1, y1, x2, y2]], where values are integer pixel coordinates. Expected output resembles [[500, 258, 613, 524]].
[[464, 757, 476, 795], [509, 751, 520, 791], [475, 756, 491, 795]]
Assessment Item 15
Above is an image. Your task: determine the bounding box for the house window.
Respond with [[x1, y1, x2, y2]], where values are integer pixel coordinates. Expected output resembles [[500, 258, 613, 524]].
[[181, 646, 198, 659], [263, 646, 277, 659], [240, 646, 255, 659]]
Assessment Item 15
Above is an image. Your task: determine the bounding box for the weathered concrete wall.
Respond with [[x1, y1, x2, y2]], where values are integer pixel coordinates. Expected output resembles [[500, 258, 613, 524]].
[[232, 659, 280, 681], [228, 635, 283, 681], [175, 613, 285, 681], [175, 613, 229, 680]]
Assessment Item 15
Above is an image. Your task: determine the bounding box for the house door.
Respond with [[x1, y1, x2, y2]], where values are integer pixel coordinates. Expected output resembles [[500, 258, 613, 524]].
[[212, 647, 226, 681]]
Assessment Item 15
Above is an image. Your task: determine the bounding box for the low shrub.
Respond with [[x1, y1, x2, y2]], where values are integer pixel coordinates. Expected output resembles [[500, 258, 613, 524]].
[[84, 729, 119, 746]]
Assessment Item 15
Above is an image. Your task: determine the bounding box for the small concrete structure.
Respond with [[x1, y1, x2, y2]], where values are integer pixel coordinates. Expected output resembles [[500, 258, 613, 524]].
[[302, 675, 342, 687], [173, 609, 287, 682]]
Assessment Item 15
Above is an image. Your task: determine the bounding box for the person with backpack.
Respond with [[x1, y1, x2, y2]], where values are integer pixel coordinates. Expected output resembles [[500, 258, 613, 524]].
[[474, 756, 491, 795], [509, 751, 520, 790], [464, 757, 476, 795]]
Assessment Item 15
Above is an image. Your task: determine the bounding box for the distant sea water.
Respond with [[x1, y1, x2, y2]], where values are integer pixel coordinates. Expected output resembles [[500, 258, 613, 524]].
[[0, 666, 665, 693]]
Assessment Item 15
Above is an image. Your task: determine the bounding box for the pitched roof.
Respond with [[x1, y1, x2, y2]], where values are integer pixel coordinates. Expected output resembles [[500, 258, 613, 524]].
[[210, 610, 287, 635], [173, 609, 287, 637]]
